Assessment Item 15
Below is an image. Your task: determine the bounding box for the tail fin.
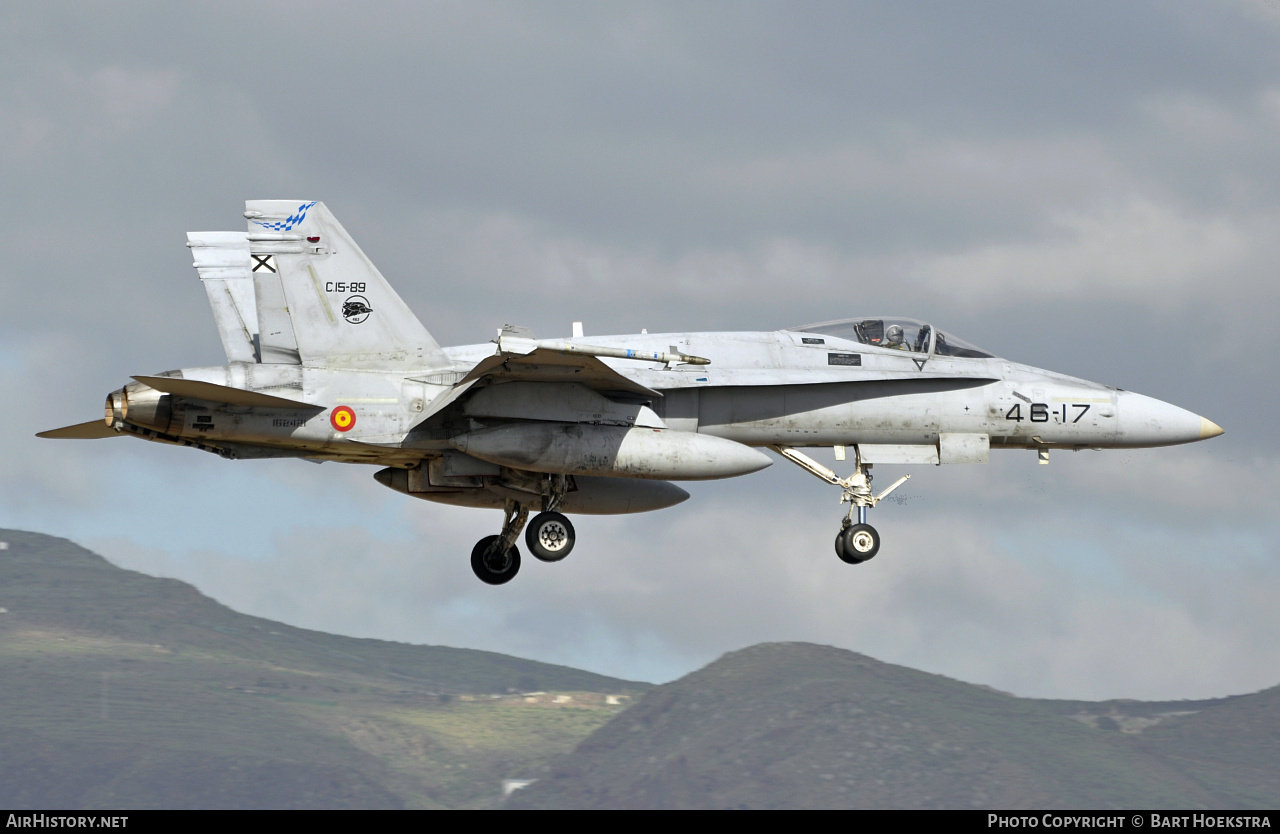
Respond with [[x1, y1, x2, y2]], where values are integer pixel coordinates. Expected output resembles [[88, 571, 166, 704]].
[[187, 231, 259, 364], [243, 200, 450, 371]]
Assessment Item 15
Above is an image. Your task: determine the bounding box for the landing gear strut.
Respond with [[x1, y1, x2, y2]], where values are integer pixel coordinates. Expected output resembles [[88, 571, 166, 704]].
[[470, 475, 577, 583], [770, 445, 909, 566], [470, 499, 528, 585]]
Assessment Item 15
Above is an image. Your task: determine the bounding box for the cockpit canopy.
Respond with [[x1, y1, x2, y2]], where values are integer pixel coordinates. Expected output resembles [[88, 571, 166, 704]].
[[793, 317, 995, 359]]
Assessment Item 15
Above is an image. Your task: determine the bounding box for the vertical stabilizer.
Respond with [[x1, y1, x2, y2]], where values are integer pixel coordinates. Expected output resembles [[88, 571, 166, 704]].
[[187, 232, 259, 364], [243, 201, 450, 371]]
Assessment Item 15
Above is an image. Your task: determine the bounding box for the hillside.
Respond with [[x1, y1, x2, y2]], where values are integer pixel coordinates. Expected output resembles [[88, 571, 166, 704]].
[[509, 642, 1280, 809], [6, 528, 1278, 810], [0, 529, 648, 809]]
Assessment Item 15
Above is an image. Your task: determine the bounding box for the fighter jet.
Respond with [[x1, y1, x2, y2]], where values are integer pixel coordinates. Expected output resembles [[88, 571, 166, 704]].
[[39, 201, 1225, 584]]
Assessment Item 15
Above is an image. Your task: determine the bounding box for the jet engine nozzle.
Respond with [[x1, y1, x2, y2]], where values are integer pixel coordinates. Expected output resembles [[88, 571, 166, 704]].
[[107, 382, 174, 433], [104, 390, 124, 428]]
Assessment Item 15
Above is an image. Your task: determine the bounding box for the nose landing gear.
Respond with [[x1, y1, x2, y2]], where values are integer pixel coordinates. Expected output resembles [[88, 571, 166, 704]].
[[770, 445, 908, 566], [837, 520, 880, 564]]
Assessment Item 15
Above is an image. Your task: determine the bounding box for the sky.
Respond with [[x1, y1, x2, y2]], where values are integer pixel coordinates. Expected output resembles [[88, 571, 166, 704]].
[[2, 0, 1279, 700]]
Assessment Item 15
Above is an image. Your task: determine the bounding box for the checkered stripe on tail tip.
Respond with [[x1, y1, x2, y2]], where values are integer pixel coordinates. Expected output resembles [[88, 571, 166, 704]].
[[252, 201, 317, 232]]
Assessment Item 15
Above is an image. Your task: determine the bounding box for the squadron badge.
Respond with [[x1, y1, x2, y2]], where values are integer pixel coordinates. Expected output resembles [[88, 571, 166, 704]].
[[343, 295, 372, 324]]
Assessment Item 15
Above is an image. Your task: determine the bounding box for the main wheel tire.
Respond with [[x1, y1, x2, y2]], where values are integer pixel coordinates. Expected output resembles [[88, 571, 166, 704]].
[[526, 511, 576, 562], [471, 535, 521, 585], [840, 523, 880, 563]]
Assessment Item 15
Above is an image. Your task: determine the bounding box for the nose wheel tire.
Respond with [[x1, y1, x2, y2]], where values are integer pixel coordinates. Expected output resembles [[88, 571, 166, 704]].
[[471, 535, 521, 585], [835, 530, 851, 563], [526, 511, 576, 562], [838, 523, 880, 564]]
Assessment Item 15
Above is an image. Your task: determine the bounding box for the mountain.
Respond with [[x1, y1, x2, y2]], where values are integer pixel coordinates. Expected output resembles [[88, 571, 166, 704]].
[[7, 528, 1278, 810], [509, 642, 1280, 809], [0, 529, 647, 809]]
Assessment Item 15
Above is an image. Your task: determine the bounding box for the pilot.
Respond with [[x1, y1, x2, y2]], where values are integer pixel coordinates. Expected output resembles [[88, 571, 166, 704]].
[[884, 324, 908, 350]]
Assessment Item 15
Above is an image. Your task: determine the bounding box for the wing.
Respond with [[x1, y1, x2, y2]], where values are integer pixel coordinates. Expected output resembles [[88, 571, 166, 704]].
[[455, 326, 712, 400], [408, 335, 685, 432], [458, 348, 662, 399]]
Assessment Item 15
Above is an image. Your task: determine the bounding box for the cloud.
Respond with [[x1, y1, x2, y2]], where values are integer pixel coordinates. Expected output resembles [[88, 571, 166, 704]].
[[83, 65, 182, 140], [702, 133, 1132, 227], [911, 198, 1257, 306], [4, 2, 1278, 704], [0, 60, 181, 161]]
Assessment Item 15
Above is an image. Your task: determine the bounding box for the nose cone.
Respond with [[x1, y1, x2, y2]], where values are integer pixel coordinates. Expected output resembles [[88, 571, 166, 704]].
[[1200, 417, 1225, 439], [1116, 391, 1223, 448]]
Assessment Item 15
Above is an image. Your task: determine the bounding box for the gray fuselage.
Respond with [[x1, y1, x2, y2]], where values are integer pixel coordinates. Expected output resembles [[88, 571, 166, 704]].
[[131, 326, 1215, 469]]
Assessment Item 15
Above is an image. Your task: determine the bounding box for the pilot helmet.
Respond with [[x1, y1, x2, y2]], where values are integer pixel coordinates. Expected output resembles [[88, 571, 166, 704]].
[[885, 324, 905, 345]]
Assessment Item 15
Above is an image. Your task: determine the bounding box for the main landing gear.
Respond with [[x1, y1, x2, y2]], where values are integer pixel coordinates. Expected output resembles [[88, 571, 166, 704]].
[[769, 445, 911, 566], [526, 511, 575, 562], [470, 475, 578, 585]]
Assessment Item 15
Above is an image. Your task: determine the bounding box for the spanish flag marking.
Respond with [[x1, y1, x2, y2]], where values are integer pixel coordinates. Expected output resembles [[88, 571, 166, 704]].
[[330, 406, 356, 432]]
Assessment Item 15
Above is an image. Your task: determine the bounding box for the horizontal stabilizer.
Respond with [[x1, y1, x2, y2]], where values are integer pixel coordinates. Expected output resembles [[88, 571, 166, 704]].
[[37, 420, 120, 440], [132, 376, 318, 409]]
